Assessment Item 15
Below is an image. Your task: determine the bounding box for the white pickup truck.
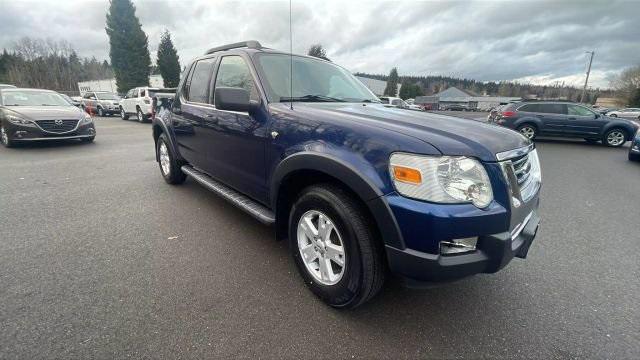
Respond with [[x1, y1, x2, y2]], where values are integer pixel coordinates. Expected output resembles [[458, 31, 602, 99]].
[[119, 87, 159, 122]]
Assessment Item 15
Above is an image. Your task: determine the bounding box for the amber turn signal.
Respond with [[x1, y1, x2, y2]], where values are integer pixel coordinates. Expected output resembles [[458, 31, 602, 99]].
[[392, 165, 422, 184]]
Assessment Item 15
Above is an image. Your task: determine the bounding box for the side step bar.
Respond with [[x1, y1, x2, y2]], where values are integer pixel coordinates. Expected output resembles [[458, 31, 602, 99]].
[[181, 165, 275, 225]]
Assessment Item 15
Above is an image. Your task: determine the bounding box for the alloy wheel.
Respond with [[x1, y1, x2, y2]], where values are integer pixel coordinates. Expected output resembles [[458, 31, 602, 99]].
[[519, 126, 536, 139], [606, 131, 625, 146], [1, 126, 8, 144], [120, 108, 126, 119], [98, 107, 104, 117], [297, 210, 346, 286], [159, 141, 171, 176], [137, 110, 144, 122]]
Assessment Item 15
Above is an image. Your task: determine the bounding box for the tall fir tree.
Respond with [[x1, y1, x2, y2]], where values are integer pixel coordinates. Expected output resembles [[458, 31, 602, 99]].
[[383, 68, 399, 96], [156, 30, 181, 87], [105, 0, 151, 93]]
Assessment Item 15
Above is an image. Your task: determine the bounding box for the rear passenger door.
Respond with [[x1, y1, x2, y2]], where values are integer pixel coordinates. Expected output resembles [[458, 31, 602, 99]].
[[537, 103, 567, 136], [171, 57, 217, 172], [565, 104, 604, 138]]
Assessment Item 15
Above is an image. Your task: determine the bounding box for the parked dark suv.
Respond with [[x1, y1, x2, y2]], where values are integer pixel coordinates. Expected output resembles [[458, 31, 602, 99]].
[[493, 101, 638, 147], [152, 41, 542, 308]]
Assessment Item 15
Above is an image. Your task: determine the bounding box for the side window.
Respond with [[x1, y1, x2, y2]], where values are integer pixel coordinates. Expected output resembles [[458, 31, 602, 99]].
[[567, 105, 595, 116], [541, 104, 566, 114], [379, 97, 389, 104], [391, 99, 402, 106], [140, 88, 146, 98], [519, 104, 540, 113], [187, 58, 216, 103], [214, 56, 259, 102]]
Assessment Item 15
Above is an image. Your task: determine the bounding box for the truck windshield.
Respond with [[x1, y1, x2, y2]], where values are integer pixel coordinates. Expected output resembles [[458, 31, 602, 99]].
[[1, 90, 70, 106], [255, 53, 379, 103]]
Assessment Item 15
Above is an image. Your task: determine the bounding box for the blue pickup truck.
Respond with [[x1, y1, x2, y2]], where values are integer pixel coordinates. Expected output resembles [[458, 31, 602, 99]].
[[152, 41, 542, 308]]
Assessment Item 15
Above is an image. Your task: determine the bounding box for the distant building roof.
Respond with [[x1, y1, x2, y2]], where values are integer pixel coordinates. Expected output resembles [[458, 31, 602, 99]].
[[435, 86, 472, 99], [355, 76, 387, 96]]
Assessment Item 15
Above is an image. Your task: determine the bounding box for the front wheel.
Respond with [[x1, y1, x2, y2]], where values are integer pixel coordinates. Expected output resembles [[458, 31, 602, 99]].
[[289, 184, 385, 309], [517, 124, 538, 140], [603, 128, 626, 147], [156, 133, 186, 184], [97, 107, 104, 117], [120, 107, 129, 120], [1, 125, 14, 148]]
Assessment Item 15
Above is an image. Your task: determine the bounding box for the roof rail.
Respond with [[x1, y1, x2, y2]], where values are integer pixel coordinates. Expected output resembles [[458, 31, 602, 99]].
[[205, 40, 262, 55]]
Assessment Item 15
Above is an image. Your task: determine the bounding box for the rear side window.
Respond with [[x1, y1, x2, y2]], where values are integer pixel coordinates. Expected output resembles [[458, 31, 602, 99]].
[[187, 58, 216, 103], [540, 103, 566, 114], [214, 56, 259, 102], [518, 104, 542, 113], [140, 89, 146, 98]]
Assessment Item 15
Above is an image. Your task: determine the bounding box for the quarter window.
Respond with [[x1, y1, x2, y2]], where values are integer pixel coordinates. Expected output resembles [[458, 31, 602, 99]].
[[186, 59, 215, 103], [214, 56, 259, 102], [518, 104, 542, 113]]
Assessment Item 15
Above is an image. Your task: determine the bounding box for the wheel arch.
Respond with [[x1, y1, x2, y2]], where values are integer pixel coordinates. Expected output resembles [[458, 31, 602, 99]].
[[271, 152, 403, 249], [602, 123, 632, 140]]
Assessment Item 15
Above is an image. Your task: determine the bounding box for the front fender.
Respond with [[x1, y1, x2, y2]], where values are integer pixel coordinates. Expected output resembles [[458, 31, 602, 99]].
[[601, 121, 637, 139], [270, 151, 404, 248]]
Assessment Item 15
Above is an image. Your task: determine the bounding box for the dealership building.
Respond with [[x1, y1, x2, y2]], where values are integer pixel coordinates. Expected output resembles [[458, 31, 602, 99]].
[[416, 87, 521, 110]]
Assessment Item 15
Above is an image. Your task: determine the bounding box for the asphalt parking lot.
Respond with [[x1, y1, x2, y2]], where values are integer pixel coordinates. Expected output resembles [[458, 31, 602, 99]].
[[1, 116, 639, 359]]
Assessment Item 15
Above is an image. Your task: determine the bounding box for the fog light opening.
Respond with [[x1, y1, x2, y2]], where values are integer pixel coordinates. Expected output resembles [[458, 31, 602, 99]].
[[440, 237, 478, 255]]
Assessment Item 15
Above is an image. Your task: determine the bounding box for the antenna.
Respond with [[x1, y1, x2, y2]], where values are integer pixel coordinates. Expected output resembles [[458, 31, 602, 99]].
[[289, 0, 293, 110]]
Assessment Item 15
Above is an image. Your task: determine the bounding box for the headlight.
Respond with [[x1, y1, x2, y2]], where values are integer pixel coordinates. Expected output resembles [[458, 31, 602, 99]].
[[80, 113, 93, 124], [6, 114, 34, 126], [390, 153, 494, 208]]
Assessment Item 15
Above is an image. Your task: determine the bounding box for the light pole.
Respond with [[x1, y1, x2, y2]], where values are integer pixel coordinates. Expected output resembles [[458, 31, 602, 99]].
[[580, 51, 594, 104]]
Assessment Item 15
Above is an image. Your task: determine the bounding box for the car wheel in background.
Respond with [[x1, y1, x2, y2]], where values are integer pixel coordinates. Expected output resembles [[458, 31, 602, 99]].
[[603, 128, 626, 147], [120, 107, 129, 120], [288, 184, 385, 309], [517, 124, 537, 140], [1, 125, 14, 148], [137, 108, 146, 123], [97, 107, 104, 117], [156, 133, 186, 184]]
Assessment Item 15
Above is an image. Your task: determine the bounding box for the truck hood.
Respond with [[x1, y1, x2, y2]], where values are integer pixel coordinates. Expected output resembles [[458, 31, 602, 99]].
[[291, 103, 530, 162], [6, 106, 84, 120]]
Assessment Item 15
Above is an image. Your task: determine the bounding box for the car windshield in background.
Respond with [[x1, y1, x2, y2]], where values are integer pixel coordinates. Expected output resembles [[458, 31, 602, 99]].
[[255, 53, 379, 103], [1, 90, 70, 106], [96, 93, 119, 100]]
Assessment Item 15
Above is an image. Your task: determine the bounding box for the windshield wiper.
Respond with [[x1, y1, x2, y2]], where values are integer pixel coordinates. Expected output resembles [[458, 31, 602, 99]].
[[280, 95, 345, 103]]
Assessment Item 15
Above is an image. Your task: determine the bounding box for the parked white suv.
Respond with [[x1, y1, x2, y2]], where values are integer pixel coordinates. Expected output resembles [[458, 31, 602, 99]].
[[119, 87, 155, 122]]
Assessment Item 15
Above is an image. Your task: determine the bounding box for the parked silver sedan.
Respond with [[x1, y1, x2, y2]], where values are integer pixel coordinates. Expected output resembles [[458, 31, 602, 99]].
[[607, 108, 640, 120]]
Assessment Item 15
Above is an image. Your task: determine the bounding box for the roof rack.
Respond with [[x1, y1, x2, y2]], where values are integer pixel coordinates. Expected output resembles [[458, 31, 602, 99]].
[[205, 40, 262, 55]]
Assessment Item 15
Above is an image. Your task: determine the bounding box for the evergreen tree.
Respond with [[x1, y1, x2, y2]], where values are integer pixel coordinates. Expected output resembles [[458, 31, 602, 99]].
[[105, 0, 151, 93], [630, 88, 640, 107], [156, 30, 181, 87], [307, 44, 330, 61], [383, 68, 399, 96]]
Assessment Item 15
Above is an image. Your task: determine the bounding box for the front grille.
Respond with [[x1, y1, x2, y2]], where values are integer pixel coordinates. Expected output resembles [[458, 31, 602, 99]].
[[511, 154, 532, 185], [36, 120, 78, 133]]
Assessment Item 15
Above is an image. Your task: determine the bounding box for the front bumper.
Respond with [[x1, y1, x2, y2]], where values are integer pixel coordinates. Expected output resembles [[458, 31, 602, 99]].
[[386, 210, 539, 283], [5, 122, 95, 141]]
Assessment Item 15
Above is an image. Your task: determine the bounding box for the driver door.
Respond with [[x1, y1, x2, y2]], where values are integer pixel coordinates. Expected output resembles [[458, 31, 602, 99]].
[[565, 104, 605, 138]]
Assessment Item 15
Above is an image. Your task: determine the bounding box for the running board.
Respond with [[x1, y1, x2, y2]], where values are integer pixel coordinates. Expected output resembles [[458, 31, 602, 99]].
[[181, 165, 275, 225]]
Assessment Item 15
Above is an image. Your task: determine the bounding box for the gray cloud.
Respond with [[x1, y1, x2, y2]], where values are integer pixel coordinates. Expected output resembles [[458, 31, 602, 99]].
[[1, 0, 638, 88]]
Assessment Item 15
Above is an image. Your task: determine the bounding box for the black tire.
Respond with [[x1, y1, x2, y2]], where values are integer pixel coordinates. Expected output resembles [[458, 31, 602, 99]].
[[120, 107, 129, 120], [97, 107, 104, 117], [629, 152, 640, 162], [156, 133, 186, 184], [517, 123, 538, 140], [288, 184, 385, 309], [137, 107, 146, 123], [603, 128, 627, 147], [1, 125, 14, 148], [609, 113, 617, 118]]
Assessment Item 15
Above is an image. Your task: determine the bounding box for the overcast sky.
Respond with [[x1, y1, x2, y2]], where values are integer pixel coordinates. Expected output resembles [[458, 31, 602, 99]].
[[1, 0, 638, 88]]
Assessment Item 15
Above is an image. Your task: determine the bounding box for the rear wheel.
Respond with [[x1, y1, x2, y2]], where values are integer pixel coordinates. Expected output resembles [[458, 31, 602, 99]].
[[120, 107, 129, 120], [97, 107, 104, 117], [517, 124, 537, 140], [137, 108, 146, 123], [156, 133, 186, 184], [603, 128, 626, 147], [288, 184, 385, 309]]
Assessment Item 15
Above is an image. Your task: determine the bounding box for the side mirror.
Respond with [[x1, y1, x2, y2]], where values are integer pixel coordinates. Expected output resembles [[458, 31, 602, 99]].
[[214, 87, 253, 112]]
